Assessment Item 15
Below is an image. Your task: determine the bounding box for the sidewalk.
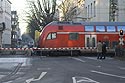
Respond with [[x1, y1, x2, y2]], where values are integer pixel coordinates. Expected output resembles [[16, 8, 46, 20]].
[[114, 56, 125, 61]]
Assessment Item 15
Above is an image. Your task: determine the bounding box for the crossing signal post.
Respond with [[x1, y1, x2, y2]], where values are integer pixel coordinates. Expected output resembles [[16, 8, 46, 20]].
[[120, 30, 123, 36], [119, 29, 124, 45]]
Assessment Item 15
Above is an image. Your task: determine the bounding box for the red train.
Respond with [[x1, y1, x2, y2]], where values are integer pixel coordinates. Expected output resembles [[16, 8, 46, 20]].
[[38, 21, 125, 55]]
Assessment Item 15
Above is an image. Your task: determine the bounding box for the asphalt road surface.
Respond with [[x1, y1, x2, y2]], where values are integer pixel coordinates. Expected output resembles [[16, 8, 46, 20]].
[[0, 55, 125, 83]]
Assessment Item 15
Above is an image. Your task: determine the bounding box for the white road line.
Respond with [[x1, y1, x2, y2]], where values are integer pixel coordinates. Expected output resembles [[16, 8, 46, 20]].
[[3, 81, 13, 83], [37, 68, 51, 70], [77, 77, 99, 83], [71, 57, 86, 63], [72, 76, 99, 83], [72, 77, 77, 83], [85, 57, 113, 60], [26, 72, 47, 83], [91, 70, 125, 79], [85, 57, 98, 60], [119, 67, 125, 70]]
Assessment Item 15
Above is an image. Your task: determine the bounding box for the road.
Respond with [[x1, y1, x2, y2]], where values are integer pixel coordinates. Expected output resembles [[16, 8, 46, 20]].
[[0, 55, 125, 83]]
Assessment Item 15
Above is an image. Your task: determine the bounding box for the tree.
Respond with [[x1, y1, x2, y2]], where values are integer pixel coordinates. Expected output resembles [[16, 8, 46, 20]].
[[24, 0, 57, 40], [58, 0, 80, 21]]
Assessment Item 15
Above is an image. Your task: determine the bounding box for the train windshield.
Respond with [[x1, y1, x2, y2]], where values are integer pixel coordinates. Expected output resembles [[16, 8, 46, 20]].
[[47, 32, 57, 40]]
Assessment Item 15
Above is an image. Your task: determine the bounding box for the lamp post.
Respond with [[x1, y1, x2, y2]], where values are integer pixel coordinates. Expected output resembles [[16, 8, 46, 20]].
[[0, 22, 5, 48]]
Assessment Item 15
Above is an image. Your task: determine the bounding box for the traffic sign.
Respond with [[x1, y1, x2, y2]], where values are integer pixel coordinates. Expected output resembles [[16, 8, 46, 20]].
[[119, 38, 124, 45]]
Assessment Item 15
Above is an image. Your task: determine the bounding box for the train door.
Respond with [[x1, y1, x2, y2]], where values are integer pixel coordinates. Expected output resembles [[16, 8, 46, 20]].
[[85, 35, 96, 47]]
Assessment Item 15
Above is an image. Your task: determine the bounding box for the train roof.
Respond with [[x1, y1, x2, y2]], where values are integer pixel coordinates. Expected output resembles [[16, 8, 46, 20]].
[[48, 21, 125, 26]]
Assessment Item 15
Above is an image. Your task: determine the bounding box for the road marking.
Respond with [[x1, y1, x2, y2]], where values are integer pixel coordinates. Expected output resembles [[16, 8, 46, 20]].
[[119, 67, 125, 70], [96, 66, 101, 68], [3, 81, 13, 83], [85, 57, 113, 60], [0, 75, 5, 79], [91, 70, 125, 79], [72, 76, 99, 83], [26, 72, 47, 83], [72, 77, 77, 83], [37, 68, 51, 70], [84, 57, 98, 60], [71, 57, 86, 63]]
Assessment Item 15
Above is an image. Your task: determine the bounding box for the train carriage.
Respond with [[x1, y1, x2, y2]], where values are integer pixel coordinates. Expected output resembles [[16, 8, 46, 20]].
[[38, 21, 125, 55]]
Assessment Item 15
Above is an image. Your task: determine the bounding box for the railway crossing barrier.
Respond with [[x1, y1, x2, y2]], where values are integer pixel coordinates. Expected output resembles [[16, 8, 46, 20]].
[[0, 47, 115, 56]]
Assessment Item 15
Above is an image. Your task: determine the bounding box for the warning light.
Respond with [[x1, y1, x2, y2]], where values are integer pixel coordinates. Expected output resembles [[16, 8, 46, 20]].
[[120, 30, 123, 36]]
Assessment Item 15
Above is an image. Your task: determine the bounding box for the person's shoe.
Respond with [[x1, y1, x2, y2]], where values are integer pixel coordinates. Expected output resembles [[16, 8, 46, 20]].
[[103, 57, 105, 59], [100, 57, 102, 59]]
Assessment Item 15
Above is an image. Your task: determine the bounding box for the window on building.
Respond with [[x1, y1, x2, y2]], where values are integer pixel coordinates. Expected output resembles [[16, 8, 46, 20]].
[[85, 26, 94, 31], [47, 32, 57, 40], [91, 3, 92, 17], [96, 26, 105, 32], [69, 33, 79, 40], [107, 26, 116, 32], [86, 7, 87, 18], [94, 1, 96, 17], [117, 26, 125, 31], [88, 5, 89, 18]]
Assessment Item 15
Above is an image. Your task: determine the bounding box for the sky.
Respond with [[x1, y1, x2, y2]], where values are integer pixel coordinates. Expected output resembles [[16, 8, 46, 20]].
[[10, 0, 63, 35]]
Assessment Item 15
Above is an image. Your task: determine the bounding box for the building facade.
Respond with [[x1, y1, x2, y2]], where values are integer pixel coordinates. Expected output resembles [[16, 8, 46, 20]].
[[11, 11, 21, 48], [118, 0, 125, 22], [84, 0, 125, 22], [0, 0, 11, 47], [59, 0, 125, 22]]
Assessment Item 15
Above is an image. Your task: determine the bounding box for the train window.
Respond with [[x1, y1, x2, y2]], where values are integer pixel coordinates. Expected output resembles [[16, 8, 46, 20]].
[[69, 33, 78, 40], [47, 32, 57, 40], [85, 26, 94, 31], [117, 26, 125, 31], [107, 26, 116, 32], [92, 37, 95, 47], [96, 26, 105, 32], [87, 37, 89, 47]]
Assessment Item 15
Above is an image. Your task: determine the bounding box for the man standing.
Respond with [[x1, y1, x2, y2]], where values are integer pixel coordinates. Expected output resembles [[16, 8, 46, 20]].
[[102, 42, 107, 59], [97, 41, 102, 59]]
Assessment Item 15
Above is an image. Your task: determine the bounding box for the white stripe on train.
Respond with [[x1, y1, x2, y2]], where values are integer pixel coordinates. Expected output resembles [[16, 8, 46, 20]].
[[57, 32, 119, 34]]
